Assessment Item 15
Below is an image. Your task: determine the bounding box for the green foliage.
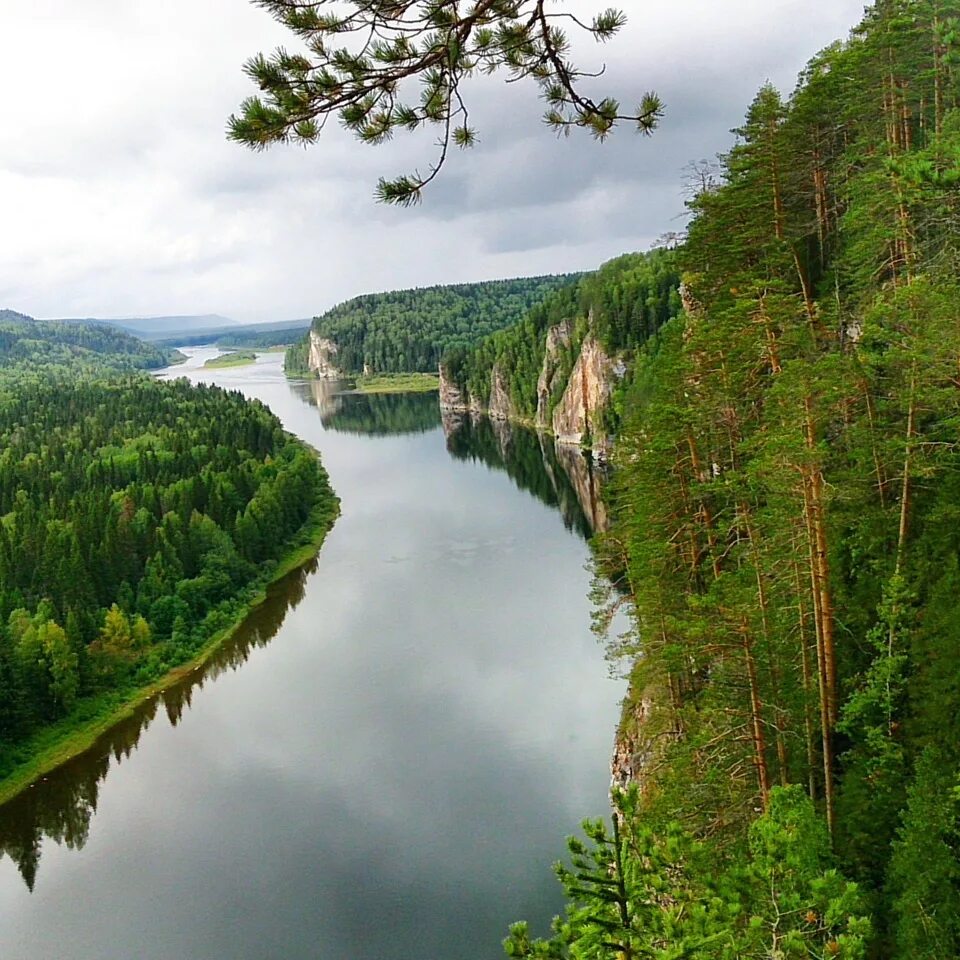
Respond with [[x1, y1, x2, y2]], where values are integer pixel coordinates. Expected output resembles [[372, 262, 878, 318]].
[[887, 749, 960, 958], [0, 374, 336, 780], [231, 2, 662, 204], [506, 787, 869, 959], [286, 274, 577, 376], [0, 310, 176, 380], [584, 4, 960, 958], [203, 350, 257, 368], [442, 249, 680, 423]]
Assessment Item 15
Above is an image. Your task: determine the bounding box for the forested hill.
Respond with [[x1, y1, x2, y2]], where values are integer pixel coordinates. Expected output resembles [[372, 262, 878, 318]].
[[440, 250, 681, 434], [0, 377, 337, 802], [0, 310, 177, 378], [508, 3, 960, 958], [284, 274, 579, 376], [0, 312, 337, 811]]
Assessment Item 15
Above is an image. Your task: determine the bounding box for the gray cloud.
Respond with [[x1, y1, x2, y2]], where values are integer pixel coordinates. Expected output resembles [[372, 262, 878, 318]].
[[0, 0, 867, 324]]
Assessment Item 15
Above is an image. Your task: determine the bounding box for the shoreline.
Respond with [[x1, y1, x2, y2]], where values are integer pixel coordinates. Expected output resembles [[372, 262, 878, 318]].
[[0, 497, 339, 809]]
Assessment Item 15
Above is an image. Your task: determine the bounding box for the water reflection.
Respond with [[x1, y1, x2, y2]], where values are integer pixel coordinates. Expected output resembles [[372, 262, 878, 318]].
[[0, 560, 314, 890], [442, 412, 607, 539], [294, 380, 441, 436], [0, 370, 606, 929]]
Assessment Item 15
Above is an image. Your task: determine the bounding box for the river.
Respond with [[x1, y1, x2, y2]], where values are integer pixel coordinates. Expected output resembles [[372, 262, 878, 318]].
[[0, 348, 623, 960]]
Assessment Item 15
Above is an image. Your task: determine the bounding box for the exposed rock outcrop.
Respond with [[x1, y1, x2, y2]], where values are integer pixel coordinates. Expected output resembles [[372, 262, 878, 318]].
[[439, 364, 474, 412], [611, 702, 654, 795], [611, 685, 671, 796], [552, 334, 616, 457], [307, 331, 344, 379], [487, 362, 516, 422], [536, 319, 573, 429]]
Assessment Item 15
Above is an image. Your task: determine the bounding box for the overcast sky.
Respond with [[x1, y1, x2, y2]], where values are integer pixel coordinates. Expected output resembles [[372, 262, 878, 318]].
[[0, 1, 869, 324]]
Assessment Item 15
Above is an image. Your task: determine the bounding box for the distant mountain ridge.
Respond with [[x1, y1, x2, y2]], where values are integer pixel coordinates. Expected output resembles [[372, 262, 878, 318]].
[[52, 314, 238, 338]]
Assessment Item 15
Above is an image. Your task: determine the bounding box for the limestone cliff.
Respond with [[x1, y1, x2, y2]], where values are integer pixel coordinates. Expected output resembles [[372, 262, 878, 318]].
[[307, 332, 344, 380], [440, 325, 618, 455], [552, 334, 617, 457], [536, 319, 573, 430], [439, 364, 474, 413], [487, 363, 516, 422]]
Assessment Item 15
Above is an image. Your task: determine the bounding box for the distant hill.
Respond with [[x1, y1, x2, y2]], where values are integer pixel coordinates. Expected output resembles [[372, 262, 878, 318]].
[[285, 274, 582, 377], [53, 314, 238, 340], [0, 310, 179, 376], [154, 318, 313, 349]]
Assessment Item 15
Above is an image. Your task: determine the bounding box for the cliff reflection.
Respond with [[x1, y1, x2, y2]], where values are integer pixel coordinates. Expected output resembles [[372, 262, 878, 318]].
[[0, 559, 315, 891], [442, 412, 608, 539], [293, 380, 441, 436]]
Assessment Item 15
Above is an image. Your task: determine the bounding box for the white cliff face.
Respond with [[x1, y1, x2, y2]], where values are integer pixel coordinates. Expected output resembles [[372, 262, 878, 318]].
[[536, 319, 573, 430], [487, 362, 516, 421], [308, 332, 343, 379], [439, 364, 472, 412], [552, 334, 616, 456]]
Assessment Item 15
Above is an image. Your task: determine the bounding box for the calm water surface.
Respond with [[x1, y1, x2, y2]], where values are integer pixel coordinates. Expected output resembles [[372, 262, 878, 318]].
[[0, 349, 622, 960]]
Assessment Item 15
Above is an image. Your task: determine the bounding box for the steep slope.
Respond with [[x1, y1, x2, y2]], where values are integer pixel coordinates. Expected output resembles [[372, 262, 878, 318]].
[[577, 4, 960, 957], [0, 311, 178, 379], [440, 250, 681, 454], [284, 274, 579, 377]]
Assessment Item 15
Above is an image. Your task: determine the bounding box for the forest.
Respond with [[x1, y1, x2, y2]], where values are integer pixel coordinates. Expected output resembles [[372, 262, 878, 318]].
[[284, 274, 579, 376], [0, 311, 178, 379], [441, 250, 681, 424], [506, 2, 960, 958], [0, 325, 337, 790]]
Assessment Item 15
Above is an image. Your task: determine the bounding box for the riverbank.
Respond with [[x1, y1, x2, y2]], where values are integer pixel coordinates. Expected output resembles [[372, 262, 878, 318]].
[[0, 496, 339, 808], [353, 372, 439, 394], [204, 350, 257, 368]]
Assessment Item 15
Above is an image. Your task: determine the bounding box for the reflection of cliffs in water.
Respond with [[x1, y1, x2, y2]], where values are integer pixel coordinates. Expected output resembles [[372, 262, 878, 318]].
[[442, 412, 607, 539], [0, 560, 315, 892], [295, 380, 441, 436]]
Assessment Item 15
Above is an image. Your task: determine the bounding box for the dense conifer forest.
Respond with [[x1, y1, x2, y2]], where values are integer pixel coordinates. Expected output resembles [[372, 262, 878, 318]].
[[507, 3, 960, 958], [0, 322, 337, 788], [0, 311, 178, 378], [4, 4, 960, 958], [284, 274, 579, 375]]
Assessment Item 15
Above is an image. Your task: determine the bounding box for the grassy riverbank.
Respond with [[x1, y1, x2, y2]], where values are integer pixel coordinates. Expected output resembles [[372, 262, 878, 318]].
[[353, 372, 439, 394], [204, 350, 257, 368], [0, 496, 339, 808]]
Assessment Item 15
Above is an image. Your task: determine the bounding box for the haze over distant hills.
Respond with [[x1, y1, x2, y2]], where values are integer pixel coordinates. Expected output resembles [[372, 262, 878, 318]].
[[51, 314, 239, 338]]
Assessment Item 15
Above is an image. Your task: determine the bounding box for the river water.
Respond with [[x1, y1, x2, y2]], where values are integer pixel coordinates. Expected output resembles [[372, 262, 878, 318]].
[[0, 349, 622, 960]]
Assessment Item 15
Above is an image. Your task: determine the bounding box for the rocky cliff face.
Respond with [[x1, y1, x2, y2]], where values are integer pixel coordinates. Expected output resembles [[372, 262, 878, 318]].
[[440, 324, 618, 455], [439, 364, 473, 412], [487, 362, 516, 422], [439, 361, 517, 420], [611, 682, 676, 796], [552, 334, 616, 457], [307, 332, 344, 379], [536, 319, 573, 430]]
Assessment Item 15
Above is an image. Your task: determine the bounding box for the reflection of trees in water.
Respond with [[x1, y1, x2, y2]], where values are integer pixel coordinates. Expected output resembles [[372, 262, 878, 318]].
[[292, 380, 441, 436], [442, 413, 606, 540], [324, 392, 441, 436], [0, 560, 315, 891]]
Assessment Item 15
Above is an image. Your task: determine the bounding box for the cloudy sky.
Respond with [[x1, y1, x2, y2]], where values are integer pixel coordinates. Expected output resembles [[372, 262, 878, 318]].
[[0, 1, 869, 324]]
